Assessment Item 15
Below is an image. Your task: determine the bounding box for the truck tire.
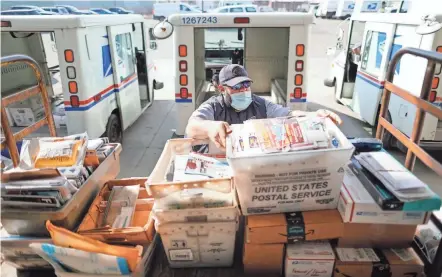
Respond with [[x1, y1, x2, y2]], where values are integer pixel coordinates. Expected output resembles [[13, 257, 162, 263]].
[[372, 110, 394, 149], [106, 114, 122, 143]]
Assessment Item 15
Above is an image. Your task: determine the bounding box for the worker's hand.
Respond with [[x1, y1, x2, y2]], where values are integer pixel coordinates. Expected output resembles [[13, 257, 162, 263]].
[[316, 109, 342, 125], [289, 109, 342, 125], [207, 121, 232, 151]]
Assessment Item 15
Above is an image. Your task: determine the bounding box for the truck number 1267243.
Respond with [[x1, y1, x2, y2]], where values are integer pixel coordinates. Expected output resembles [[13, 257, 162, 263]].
[[181, 16, 218, 24]]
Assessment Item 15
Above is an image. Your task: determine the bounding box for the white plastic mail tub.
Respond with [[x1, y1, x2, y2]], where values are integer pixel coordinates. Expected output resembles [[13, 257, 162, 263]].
[[156, 220, 237, 268], [227, 119, 355, 215]]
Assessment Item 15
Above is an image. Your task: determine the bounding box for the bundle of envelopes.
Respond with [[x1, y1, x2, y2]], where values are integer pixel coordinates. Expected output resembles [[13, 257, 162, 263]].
[[30, 221, 143, 275], [231, 116, 339, 156], [1, 135, 115, 210], [351, 151, 441, 211]]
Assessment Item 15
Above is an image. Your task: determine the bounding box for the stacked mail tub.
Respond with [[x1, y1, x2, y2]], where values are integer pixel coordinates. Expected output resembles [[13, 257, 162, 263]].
[[227, 118, 355, 215], [147, 139, 239, 268]]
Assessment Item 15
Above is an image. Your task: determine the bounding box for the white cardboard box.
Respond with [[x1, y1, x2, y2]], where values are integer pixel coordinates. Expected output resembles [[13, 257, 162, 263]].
[[9, 107, 45, 127], [338, 166, 430, 225], [285, 241, 335, 277]]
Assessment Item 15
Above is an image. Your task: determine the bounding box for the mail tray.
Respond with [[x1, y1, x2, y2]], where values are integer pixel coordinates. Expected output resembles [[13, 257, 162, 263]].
[[77, 178, 155, 245], [0, 144, 122, 236], [227, 119, 355, 215]]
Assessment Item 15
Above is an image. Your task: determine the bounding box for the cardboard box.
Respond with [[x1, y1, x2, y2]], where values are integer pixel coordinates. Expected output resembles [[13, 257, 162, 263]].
[[9, 107, 45, 127], [77, 178, 155, 245], [285, 241, 335, 277], [339, 167, 430, 225], [335, 248, 425, 277], [243, 243, 284, 276], [339, 223, 417, 248], [246, 209, 343, 244]]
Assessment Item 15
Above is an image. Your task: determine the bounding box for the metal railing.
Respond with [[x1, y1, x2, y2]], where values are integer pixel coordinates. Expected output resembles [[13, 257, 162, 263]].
[[1, 54, 57, 167], [375, 47, 442, 277]]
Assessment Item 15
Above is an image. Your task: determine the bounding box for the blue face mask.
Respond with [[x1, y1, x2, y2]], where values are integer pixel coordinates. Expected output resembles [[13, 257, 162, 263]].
[[230, 89, 252, 111]]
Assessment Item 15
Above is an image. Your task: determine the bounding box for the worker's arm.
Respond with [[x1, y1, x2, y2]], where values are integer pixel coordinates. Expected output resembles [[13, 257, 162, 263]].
[[185, 103, 231, 150]]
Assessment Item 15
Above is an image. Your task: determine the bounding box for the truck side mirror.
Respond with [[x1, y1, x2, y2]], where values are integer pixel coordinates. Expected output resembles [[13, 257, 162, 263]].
[[154, 81, 164, 90], [238, 28, 243, 41]]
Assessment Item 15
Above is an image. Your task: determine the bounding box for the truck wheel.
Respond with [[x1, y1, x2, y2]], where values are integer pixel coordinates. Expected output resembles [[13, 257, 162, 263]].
[[372, 111, 394, 149], [106, 114, 122, 143], [396, 139, 408, 154]]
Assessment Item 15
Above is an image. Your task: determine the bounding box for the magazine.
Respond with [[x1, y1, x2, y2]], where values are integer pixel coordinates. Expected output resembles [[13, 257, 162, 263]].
[[184, 153, 231, 178]]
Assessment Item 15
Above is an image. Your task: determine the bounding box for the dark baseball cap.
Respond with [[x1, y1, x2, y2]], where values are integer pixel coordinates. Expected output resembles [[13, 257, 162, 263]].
[[219, 64, 252, 87]]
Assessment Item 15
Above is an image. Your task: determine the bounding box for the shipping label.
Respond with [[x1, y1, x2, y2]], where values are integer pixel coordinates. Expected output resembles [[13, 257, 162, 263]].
[[286, 212, 305, 243], [336, 248, 380, 262], [391, 248, 414, 261], [169, 249, 193, 261]]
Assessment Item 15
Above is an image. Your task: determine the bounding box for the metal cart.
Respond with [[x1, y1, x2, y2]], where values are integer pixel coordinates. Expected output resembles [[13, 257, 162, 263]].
[[376, 47, 442, 277]]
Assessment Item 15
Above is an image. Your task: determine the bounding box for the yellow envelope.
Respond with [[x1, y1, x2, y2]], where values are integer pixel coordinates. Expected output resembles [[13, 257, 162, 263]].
[[46, 221, 141, 272]]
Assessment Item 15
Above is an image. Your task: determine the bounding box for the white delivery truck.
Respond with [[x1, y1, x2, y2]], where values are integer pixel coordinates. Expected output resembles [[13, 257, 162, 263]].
[[1, 15, 163, 142], [324, 11, 442, 149], [152, 13, 313, 136], [318, 0, 339, 19], [334, 0, 355, 19], [153, 3, 201, 21]]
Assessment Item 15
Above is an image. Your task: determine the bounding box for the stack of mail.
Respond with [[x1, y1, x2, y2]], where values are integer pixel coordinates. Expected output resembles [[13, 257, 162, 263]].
[[354, 152, 433, 201]]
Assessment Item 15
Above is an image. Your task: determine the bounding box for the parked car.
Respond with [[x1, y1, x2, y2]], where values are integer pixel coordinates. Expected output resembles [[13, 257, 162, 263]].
[[0, 9, 41, 15], [82, 10, 98, 15], [258, 6, 274, 12], [90, 8, 116, 15], [153, 3, 201, 20], [108, 7, 134, 14], [56, 5, 90, 15], [10, 5, 57, 15], [212, 4, 258, 13], [41, 7, 69, 15]]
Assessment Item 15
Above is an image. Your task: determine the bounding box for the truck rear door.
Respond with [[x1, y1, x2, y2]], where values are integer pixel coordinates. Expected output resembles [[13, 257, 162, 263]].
[[107, 24, 142, 130]]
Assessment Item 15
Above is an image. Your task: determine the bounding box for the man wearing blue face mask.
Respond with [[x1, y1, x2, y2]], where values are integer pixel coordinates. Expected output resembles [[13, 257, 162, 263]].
[[186, 64, 342, 151]]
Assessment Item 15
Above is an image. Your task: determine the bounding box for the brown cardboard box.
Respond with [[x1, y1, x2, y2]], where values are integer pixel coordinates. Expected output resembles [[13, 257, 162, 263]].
[[335, 248, 424, 277], [338, 223, 417, 248], [77, 178, 155, 245], [243, 243, 284, 276], [246, 209, 343, 244]]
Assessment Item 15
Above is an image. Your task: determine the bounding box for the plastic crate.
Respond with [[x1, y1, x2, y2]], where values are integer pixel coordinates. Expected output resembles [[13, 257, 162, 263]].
[[0, 144, 122, 236], [157, 220, 237, 268], [148, 139, 238, 224], [227, 119, 355, 215]]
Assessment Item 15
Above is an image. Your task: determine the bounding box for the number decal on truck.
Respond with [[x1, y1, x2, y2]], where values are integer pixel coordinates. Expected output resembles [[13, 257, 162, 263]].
[[182, 16, 218, 24]]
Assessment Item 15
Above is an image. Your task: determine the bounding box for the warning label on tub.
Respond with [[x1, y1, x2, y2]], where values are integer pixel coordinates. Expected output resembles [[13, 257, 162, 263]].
[[244, 167, 341, 214]]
